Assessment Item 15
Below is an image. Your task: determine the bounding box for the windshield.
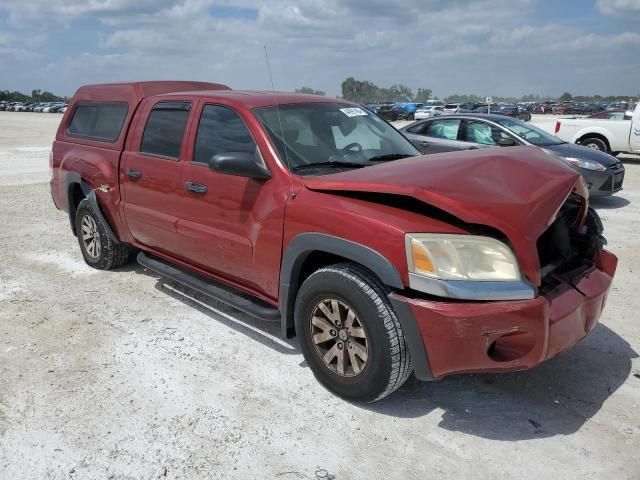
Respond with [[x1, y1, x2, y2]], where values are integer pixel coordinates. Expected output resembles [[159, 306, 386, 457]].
[[253, 102, 419, 174], [496, 118, 565, 146]]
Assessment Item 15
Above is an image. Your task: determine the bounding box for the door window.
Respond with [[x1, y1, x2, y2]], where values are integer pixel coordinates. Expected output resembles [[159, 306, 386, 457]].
[[423, 119, 461, 140], [140, 101, 191, 159], [194, 105, 257, 164], [463, 120, 512, 145], [406, 121, 429, 134]]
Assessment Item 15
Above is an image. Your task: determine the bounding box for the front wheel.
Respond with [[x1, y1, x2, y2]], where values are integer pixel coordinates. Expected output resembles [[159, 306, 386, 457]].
[[294, 264, 413, 402], [75, 198, 131, 270]]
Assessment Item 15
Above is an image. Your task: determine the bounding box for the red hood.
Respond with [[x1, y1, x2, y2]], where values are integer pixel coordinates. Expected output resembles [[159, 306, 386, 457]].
[[302, 146, 585, 285]]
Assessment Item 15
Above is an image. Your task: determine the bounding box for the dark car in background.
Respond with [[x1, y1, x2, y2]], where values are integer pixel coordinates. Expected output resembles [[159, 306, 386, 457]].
[[400, 114, 624, 196], [371, 104, 399, 121], [498, 104, 532, 121]]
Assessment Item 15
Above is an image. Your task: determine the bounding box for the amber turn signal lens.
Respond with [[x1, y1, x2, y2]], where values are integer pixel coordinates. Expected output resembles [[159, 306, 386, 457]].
[[411, 240, 435, 274]]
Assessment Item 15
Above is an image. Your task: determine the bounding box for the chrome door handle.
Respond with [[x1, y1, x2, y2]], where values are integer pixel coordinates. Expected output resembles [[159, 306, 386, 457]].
[[185, 182, 208, 194]]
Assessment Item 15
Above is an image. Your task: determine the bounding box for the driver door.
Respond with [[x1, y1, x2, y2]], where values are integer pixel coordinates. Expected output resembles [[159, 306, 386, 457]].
[[174, 102, 287, 298]]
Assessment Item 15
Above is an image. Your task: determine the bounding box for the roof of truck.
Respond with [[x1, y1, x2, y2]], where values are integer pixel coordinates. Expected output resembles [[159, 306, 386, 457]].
[[157, 90, 348, 108], [70, 82, 344, 109], [71, 81, 231, 104]]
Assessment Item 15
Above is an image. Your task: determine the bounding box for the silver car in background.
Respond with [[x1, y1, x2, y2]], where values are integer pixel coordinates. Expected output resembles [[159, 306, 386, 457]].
[[414, 105, 444, 119], [399, 113, 625, 197]]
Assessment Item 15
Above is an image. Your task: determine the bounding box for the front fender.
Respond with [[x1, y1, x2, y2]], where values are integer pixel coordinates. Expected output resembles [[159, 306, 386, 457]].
[[278, 232, 434, 380], [278, 232, 404, 338]]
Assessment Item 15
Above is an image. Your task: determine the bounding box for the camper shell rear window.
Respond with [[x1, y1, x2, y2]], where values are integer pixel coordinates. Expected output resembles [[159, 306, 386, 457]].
[[67, 102, 129, 143]]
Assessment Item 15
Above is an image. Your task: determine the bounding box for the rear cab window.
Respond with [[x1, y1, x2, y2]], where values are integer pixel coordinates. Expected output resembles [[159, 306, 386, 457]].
[[67, 102, 128, 143], [140, 101, 191, 159]]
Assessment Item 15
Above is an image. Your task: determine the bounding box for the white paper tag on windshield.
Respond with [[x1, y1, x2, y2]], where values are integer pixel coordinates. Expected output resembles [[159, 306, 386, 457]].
[[339, 107, 368, 117]]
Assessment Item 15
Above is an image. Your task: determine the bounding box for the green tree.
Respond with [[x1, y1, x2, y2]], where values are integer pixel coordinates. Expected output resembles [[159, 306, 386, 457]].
[[559, 91, 573, 101], [414, 88, 432, 103], [341, 77, 380, 103], [295, 86, 326, 96], [387, 84, 414, 102]]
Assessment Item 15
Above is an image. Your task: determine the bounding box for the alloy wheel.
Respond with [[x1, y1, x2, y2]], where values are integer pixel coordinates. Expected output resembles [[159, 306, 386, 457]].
[[310, 298, 369, 377], [80, 214, 101, 259]]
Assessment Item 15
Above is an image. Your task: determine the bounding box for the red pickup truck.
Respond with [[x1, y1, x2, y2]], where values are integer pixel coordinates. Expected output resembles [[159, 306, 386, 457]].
[[50, 81, 617, 402]]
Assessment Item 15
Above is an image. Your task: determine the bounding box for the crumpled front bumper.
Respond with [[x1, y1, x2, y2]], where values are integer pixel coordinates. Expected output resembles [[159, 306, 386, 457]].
[[390, 249, 617, 380]]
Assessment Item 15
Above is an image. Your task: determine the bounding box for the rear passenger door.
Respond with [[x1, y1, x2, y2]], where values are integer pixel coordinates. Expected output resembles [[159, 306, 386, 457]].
[[403, 119, 462, 153], [120, 99, 192, 255]]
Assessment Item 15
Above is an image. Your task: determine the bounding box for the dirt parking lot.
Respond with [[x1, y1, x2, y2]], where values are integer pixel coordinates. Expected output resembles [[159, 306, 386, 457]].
[[1, 112, 639, 479]]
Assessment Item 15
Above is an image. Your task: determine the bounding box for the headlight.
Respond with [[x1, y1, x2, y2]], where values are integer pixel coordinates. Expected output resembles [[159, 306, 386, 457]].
[[406, 234, 521, 281], [564, 157, 606, 171]]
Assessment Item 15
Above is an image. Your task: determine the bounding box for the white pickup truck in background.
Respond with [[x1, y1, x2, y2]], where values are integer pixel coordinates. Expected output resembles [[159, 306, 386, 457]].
[[554, 103, 640, 156]]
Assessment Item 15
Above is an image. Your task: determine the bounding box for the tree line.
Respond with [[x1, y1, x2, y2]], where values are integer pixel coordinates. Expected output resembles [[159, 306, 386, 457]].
[[295, 78, 638, 104], [340, 77, 432, 103], [0, 89, 68, 103]]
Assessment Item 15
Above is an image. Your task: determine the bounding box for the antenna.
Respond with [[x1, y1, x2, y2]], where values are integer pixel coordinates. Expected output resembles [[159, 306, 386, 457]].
[[263, 45, 294, 196]]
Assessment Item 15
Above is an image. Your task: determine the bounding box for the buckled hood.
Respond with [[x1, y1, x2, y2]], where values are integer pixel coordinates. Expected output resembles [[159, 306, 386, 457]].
[[302, 146, 585, 285]]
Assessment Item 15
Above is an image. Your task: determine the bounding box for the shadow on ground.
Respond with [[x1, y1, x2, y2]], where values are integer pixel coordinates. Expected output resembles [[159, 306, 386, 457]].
[[591, 196, 630, 210], [126, 262, 637, 441], [366, 324, 637, 440], [128, 263, 298, 355]]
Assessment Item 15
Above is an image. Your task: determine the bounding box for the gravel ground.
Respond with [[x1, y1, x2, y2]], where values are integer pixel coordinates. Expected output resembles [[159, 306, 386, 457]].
[[0, 111, 639, 479]]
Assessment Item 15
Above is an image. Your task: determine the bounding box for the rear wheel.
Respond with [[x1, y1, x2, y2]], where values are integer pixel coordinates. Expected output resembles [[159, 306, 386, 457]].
[[75, 199, 131, 270], [294, 263, 413, 402], [581, 137, 608, 152]]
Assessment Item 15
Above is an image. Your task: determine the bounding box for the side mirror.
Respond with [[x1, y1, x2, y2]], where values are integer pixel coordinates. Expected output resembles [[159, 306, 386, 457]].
[[208, 151, 271, 180], [497, 137, 517, 147]]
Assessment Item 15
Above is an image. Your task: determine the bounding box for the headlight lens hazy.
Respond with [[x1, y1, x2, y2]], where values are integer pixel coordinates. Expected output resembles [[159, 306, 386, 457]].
[[406, 234, 521, 281]]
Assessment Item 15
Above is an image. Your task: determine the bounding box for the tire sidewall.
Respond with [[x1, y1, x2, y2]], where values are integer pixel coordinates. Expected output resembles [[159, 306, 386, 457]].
[[294, 268, 395, 402]]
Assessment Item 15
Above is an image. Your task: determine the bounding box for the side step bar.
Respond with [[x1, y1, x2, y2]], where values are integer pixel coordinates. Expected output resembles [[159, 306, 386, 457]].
[[137, 252, 281, 322]]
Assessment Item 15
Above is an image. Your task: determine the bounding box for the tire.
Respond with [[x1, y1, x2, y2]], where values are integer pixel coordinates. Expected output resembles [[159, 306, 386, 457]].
[[294, 263, 413, 402], [580, 137, 608, 152], [75, 198, 131, 270], [407, 113, 415, 120]]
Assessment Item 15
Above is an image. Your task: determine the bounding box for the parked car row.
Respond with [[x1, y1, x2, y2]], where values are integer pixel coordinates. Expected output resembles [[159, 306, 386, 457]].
[[0, 101, 68, 113], [365, 102, 427, 120], [529, 101, 636, 115], [399, 103, 532, 121]]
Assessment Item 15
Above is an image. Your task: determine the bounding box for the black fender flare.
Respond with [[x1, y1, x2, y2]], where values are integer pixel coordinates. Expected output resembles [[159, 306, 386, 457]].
[[66, 173, 120, 244], [278, 232, 434, 380], [279, 233, 404, 338]]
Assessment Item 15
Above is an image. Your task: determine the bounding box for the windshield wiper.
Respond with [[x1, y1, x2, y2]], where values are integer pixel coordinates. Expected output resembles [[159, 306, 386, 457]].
[[293, 161, 367, 172], [367, 153, 415, 162]]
